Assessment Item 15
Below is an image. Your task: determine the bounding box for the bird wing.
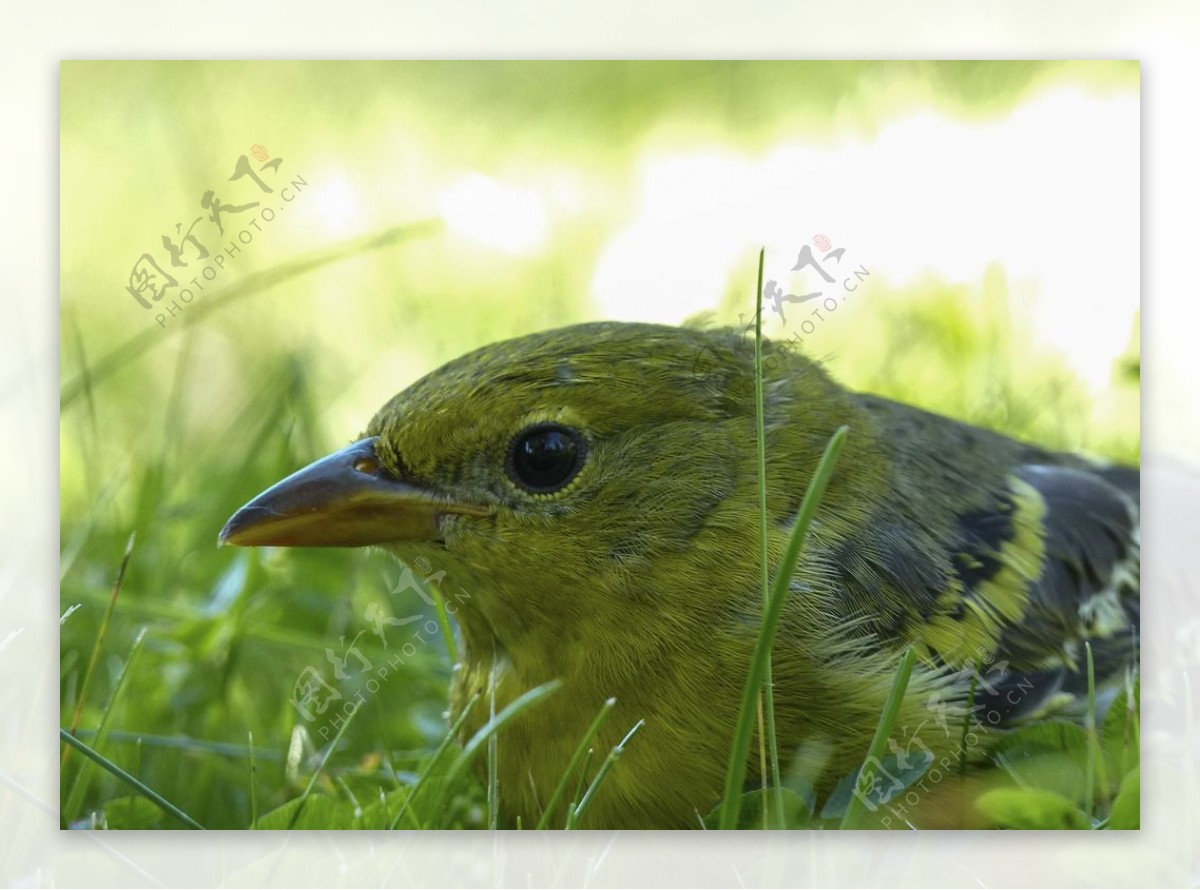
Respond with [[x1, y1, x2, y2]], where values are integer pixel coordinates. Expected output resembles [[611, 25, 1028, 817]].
[[914, 462, 1140, 724]]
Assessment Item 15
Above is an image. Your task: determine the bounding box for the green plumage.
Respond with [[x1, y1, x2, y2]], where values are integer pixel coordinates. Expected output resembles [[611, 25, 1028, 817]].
[[233, 321, 1140, 828], [355, 322, 1139, 827]]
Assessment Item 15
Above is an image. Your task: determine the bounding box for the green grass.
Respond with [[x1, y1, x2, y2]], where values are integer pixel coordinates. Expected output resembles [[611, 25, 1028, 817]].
[[716, 255, 850, 829], [59, 242, 1140, 830], [59, 60, 1139, 831]]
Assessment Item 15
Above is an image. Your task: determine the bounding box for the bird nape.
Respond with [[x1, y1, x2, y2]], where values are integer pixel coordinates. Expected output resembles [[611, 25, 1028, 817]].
[[220, 321, 1140, 829]]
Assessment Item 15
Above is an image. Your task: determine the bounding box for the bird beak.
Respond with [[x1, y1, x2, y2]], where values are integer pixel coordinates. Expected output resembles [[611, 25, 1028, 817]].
[[218, 436, 489, 548]]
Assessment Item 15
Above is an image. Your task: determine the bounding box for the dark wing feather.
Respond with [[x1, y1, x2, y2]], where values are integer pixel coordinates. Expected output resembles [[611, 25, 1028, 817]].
[[824, 396, 1138, 725], [969, 464, 1140, 723]]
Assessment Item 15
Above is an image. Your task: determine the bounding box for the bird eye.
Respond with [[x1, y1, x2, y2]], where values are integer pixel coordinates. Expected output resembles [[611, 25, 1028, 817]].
[[506, 423, 587, 494]]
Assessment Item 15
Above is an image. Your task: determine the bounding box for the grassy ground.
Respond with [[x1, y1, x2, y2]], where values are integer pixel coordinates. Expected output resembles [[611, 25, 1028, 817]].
[[58, 251, 1139, 828], [59, 61, 1139, 830]]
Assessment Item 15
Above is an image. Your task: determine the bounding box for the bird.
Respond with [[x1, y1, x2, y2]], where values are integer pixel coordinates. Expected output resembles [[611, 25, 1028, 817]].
[[220, 321, 1140, 829]]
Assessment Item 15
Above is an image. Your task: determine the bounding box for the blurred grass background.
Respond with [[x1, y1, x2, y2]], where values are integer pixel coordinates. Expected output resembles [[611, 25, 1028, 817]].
[[59, 61, 1139, 828]]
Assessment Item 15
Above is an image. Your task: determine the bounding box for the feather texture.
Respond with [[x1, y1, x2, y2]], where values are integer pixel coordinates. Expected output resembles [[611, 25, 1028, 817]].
[[236, 320, 1139, 828]]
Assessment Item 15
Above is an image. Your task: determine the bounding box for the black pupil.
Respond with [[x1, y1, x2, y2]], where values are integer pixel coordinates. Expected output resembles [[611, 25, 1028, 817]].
[[511, 426, 581, 492]]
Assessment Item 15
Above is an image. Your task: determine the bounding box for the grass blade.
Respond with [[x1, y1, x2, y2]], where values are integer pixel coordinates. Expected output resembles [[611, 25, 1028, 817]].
[[487, 659, 499, 830], [838, 645, 918, 830], [718, 424, 849, 830], [386, 691, 480, 829], [1083, 641, 1110, 820], [429, 584, 458, 666], [566, 719, 645, 829], [62, 532, 135, 771], [63, 627, 147, 822], [566, 748, 596, 827], [248, 731, 259, 829], [59, 728, 204, 830], [429, 679, 562, 823], [536, 696, 617, 829], [286, 700, 360, 829], [60, 219, 444, 409], [750, 247, 785, 828]]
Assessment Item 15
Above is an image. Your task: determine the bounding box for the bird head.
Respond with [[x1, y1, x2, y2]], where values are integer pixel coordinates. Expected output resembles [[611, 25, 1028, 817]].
[[220, 321, 867, 680]]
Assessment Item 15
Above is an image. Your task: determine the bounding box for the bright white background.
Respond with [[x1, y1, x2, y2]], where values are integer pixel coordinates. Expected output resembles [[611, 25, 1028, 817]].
[[4, 2, 1199, 886]]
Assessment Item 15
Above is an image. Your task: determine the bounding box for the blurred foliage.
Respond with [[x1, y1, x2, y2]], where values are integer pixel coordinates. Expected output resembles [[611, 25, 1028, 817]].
[[60, 61, 1138, 829]]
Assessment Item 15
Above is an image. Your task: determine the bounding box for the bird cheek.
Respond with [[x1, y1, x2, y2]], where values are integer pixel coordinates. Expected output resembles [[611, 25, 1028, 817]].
[[437, 509, 498, 553]]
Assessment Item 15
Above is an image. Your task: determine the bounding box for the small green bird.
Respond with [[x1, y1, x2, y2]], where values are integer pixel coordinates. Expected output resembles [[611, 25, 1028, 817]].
[[221, 321, 1139, 829]]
